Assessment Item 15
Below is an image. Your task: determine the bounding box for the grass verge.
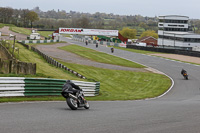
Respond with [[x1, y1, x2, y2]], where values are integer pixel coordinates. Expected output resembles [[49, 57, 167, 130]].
[[59, 44, 145, 68], [58, 60, 171, 100], [9, 27, 31, 35], [38, 31, 54, 38], [0, 23, 16, 28], [8, 26, 54, 38]]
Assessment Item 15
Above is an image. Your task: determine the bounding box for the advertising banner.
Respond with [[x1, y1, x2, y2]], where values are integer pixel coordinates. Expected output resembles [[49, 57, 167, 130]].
[[83, 29, 118, 36], [59, 28, 118, 36]]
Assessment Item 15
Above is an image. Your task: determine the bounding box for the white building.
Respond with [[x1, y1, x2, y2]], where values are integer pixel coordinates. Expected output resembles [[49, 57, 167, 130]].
[[158, 15, 200, 49]]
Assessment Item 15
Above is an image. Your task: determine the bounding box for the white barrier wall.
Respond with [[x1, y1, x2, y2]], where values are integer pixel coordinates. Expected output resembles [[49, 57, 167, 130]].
[[0, 77, 100, 97]]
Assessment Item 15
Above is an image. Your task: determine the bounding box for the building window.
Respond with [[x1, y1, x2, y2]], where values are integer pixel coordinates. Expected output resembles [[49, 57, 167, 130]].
[[159, 19, 164, 22], [164, 19, 188, 24], [163, 28, 188, 32], [183, 38, 200, 43]]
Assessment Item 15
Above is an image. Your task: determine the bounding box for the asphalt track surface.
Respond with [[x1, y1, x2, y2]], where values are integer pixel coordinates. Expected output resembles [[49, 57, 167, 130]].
[[1, 37, 200, 133]]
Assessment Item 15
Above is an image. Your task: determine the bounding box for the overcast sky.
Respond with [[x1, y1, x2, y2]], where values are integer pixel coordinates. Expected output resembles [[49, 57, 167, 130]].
[[1, 0, 200, 19]]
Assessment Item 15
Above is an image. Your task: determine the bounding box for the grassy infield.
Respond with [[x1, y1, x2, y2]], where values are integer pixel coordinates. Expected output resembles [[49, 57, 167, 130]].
[[0, 26, 171, 102], [9, 26, 54, 37], [58, 45, 171, 100]]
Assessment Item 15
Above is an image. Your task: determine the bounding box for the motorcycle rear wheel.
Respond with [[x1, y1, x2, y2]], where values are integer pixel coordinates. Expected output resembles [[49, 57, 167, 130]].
[[67, 97, 78, 110]]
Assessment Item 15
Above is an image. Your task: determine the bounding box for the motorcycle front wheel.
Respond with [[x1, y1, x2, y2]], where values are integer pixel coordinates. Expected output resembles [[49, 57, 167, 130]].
[[184, 75, 188, 80], [84, 101, 90, 109], [67, 97, 78, 110]]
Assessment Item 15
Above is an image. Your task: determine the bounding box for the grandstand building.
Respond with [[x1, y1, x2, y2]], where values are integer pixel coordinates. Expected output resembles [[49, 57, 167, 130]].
[[158, 15, 200, 48]]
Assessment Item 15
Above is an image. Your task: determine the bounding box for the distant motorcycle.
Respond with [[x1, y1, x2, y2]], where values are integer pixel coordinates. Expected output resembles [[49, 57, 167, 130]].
[[182, 72, 188, 80], [61, 88, 89, 110], [181, 69, 188, 80], [111, 47, 114, 53]]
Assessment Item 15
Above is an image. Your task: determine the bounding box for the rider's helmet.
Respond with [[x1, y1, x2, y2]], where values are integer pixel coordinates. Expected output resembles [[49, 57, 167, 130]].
[[66, 80, 71, 83]]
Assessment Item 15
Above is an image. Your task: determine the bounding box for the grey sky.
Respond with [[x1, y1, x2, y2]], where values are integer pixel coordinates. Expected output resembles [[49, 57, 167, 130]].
[[0, 0, 200, 19]]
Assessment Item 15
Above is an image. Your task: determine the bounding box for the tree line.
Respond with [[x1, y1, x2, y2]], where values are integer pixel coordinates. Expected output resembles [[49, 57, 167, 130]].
[[0, 7, 39, 28], [0, 7, 158, 30], [1, 6, 200, 39]]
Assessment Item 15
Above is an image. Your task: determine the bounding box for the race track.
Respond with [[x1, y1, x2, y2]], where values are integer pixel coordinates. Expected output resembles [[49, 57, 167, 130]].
[[1, 37, 200, 133]]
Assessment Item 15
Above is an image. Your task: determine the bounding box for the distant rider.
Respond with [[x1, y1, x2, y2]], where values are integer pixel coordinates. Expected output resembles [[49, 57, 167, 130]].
[[181, 69, 187, 75]]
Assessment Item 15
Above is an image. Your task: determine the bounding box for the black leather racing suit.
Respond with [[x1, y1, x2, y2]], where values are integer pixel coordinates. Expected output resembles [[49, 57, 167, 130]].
[[61, 81, 82, 97], [181, 69, 187, 75]]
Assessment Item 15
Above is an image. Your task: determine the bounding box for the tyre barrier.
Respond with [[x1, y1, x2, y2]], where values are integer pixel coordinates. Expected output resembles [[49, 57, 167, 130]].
[[0, 77, 100, 97], [18, 40, 59, 44]]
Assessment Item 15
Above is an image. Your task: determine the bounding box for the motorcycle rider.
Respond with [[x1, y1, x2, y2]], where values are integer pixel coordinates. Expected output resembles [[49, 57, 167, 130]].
[[181, 69, 187, 75], [61, 80, 82, 98], [61, 80, 89, 110]]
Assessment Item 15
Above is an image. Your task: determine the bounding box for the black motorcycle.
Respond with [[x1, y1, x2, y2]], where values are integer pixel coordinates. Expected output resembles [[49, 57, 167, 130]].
[[61, 89, 89, 110], [182, 72, 188, 80], [111, 47, 114, 53]]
